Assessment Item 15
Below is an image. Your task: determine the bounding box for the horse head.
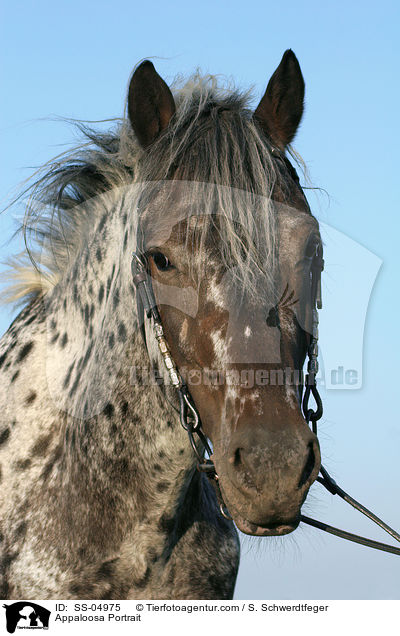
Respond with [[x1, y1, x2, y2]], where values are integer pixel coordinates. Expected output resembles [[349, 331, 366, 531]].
[[128, 52, 322, 537]]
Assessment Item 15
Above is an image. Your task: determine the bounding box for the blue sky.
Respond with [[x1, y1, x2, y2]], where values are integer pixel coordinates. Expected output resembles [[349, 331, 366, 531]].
[[1, 0, 399, 599]]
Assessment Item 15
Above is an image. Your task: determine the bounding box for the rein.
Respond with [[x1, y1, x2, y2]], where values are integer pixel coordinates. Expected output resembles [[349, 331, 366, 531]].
[[299, 252, 400, 555], [131, 220, 400, 557]]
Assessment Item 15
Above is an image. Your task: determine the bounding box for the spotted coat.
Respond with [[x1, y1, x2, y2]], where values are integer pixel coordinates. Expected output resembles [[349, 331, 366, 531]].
[[0, 203, 239, 599]]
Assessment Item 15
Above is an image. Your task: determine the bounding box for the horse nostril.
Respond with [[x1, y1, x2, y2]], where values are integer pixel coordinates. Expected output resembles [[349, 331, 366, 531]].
[[229, 447, 244, 468], [298, 442, 316, 488]]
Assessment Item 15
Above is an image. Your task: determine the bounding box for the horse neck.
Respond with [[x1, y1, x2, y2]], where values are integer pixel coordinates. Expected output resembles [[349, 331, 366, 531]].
[[35, 193, 196, 519]]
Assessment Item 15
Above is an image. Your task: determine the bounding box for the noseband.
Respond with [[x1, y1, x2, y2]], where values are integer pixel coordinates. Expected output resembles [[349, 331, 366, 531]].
[[131, 192, 400, 557]]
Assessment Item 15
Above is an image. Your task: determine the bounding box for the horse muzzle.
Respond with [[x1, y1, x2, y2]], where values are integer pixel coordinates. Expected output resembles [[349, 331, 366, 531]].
[[212, 420, 321, 535]]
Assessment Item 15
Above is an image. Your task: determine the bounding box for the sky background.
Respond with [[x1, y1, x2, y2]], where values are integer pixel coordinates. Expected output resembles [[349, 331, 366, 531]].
[[1, 0, 399, 599]]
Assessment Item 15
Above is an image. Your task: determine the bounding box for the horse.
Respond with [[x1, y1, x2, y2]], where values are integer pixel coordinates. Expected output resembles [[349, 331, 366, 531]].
[[0, 50, 323, 599]]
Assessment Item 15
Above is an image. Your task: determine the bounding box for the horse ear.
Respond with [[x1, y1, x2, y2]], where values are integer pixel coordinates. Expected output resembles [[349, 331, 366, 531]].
[[128, 61, 176, 148], [253, 50, 305, 149]]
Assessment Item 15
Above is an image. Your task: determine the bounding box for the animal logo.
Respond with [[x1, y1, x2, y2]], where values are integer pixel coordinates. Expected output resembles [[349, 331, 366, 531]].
[[2, 602, 50, 633]]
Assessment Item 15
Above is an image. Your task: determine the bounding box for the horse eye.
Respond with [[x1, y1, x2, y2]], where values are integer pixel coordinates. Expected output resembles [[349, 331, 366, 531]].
[[152, 252, 173, 272], [305, 239, 319, 259]]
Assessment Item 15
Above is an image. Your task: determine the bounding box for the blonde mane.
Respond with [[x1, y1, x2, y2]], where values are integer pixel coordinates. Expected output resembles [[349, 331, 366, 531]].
[[1, 71, 296, 306]]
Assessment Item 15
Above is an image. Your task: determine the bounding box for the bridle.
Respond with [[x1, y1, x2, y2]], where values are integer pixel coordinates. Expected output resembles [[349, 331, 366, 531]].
[[131, 252, 214, 467], [131, 191, 400, 557], [299, 252, 400, 555]]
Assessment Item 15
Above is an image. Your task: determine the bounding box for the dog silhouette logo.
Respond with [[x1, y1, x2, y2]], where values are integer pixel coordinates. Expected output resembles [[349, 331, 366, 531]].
[[2, 602, 50, 633]]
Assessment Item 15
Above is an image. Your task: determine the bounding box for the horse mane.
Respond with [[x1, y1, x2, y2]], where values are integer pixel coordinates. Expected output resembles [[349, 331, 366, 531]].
[[2, 70, 295, 306]]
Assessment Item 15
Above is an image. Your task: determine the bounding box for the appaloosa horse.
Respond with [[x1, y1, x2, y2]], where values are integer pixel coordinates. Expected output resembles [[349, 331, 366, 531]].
[[0, 50, 322, 599]]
